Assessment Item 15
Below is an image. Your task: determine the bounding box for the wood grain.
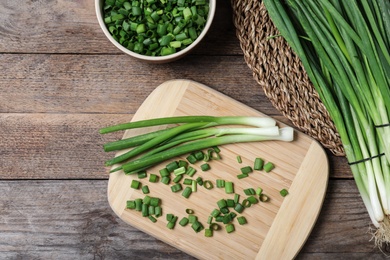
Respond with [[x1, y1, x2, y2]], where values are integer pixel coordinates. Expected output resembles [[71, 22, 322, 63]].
[[0, 54, 279, 115], [0, 0, 382, 257], [0, 179, 387, 259], [0, 0, 239, 55]]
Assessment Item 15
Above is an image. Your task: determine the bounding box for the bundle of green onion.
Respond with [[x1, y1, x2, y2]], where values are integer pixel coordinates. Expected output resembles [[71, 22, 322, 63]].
[[100, 116, 294, 174], [263, 0, 390, 246], [102, 0, 210, 56]]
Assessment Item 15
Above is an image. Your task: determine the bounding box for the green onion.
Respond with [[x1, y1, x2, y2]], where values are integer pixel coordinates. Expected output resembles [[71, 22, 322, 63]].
[[126, 200, 136, 209], [179, 217, 189, 226], [149, 174, 159, 183], [137, 171, 147, 179], [217, 199, 227, 209], [263, 0, 390, 245], [263, 162, 275, 173], [161, 176, 170, 185], [142, 185, 150, 194], [200, 163, 210, 171], [149, 216, 157, 223], [203, 180, 213, 190], [254, 158, 264, 170], [182, 186, 192, 198], [280, 189, 289, 197], [204, 229, 213, 237], [130, 180, 141, 189], [135, 198, 142, 211], [225, 182, 234, 194], [186, 167, 197, 177], [225, 223, 235, 233], [240, 166, 253, 174], [171, 183, 183, 193], [237, 216, 247, 225], [236, 155, 242, 163], [100, 116, 277, 134], [216, 179, 225, 188]]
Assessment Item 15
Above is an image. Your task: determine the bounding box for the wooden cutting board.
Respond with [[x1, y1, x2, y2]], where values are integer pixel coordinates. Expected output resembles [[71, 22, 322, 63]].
[[107, 79, 329, 259]]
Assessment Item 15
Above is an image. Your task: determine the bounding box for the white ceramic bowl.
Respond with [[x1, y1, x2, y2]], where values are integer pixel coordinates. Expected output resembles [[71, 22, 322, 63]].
[[95, 0, 216, 63]]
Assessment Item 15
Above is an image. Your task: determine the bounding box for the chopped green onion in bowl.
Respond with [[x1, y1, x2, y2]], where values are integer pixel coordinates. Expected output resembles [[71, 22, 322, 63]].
[[95, 0, 216, 63]]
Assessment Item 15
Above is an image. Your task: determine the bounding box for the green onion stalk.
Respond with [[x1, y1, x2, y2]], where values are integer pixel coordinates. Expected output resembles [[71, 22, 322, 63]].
[[263, 0, 390, 246], [100, 116, 294, 173]]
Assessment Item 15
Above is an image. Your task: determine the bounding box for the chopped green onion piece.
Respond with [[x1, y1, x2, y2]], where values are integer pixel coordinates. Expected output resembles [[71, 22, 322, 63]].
[[154, 206, 162, 217], [241, 166, 253, 174], [126, 200, 136, 209], [244, 188, 256, 196], [143, 195, 151, 205], [149, 215, 157, 223], [234, 194, 240, 204], [186, 154, 197, 164], [210, 223, 220, 231], [186, 166, 197, 177], [217, 199, 227, 209], [226, 199, 235, 208], [204, 228, 213, 237], [191, 221, 204, 233], [186, 208, 195, 214], [200, 163, 210, 171], [203, 180, 213, 190], [220, 207, 229, 214], [167, 216, 178, 229], [166, 161, 179, 172], [182, 186, 192, 198], [159, 168, 170, 177], [256, 187, 263, 195], [260, 194, 269, 202], [237, 216, 247, 225], [148, 205, 155, 215], [254, 158, 264, 170], [171, 183, 183, 192], [242, 199, 251, 208], [192, 180, 197, 192], [142, 203, 149, 217], [225, 223, 235, 233], [161, 176, 170, 185], [236, 155, 242, 163], [179, 217, 189, 226], [150, 197, 160, 207], [225, 182, 234, 194], [172, 174, 183, 183], [188, 214, 198, 223], [142, 185, 150, 194], [247, 196, 259, 204], [178, 160, 188, 168], [173, 166, 186, 175], [194, 151, 205, 161], [149, 173, 159, 183], [234, 203, 244, 213], [137, 171, 147, 179], [237, 173, 249, 179], [135, 198, 143, 211], [210, 208, 221, 218], [183, 178, 193, 185], [131, 180, 141, 189], [166, 213, 174, 222], [264, 162, 275, 172], [216, 179, 225, 188], [280, 188, 289, 197]]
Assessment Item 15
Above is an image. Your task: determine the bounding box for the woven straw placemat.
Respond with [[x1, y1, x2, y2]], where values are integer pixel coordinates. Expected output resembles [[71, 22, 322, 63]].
[[231, 0, 345, 156]]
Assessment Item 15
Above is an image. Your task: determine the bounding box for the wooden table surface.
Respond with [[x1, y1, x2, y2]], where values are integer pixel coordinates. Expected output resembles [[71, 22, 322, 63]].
[[0, 0, 387, 259]]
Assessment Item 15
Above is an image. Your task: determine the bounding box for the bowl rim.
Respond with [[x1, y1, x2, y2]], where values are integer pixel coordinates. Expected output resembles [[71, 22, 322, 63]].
[[95, 0, 216, 61]]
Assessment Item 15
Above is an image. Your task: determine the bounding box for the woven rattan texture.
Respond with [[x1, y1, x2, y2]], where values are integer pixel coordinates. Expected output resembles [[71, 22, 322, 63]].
[[231, 0, 345, 156]]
